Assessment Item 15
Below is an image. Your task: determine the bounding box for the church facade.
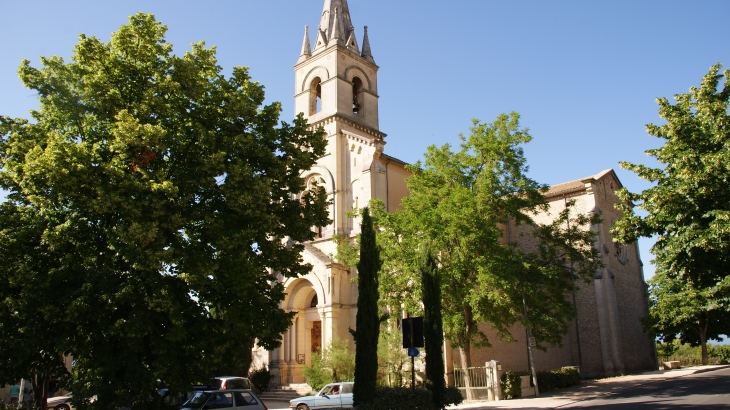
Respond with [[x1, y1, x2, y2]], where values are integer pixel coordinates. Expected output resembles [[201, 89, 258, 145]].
[[256, 0, 657, 386]]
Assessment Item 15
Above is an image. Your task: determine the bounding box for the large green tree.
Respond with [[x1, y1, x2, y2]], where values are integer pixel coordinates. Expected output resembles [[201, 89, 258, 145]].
[[352, 207, 381, 406], [0, 13, 328, 409], [368, 113, 601, 383], [613, 64, 730, 362], [643, 270, 729, 365]]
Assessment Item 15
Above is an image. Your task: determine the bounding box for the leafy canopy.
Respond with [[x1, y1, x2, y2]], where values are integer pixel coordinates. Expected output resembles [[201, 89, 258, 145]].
[[613, 64, 730, 363], [0, 13, 328, 409], [361, 113, 600, 366]]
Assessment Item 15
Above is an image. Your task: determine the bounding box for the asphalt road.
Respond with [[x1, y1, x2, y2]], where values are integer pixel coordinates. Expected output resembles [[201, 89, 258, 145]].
[[559, 367, 730, 409]]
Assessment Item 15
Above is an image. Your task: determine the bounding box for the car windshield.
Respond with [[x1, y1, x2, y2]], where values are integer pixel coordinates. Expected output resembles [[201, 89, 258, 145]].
[[182, 392, 210, 409], [319, 385, 340, 396]]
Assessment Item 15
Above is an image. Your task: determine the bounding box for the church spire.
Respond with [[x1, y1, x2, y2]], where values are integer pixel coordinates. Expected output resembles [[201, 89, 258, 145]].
[[361, 26, 374, 63], [329, 7, 343, 44], [315, 0, 355, 52], [297, 26, 312, 64]]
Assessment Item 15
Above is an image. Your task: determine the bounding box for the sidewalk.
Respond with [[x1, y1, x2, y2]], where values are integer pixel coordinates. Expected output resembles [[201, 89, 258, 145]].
[[450, 365, 730, 409]]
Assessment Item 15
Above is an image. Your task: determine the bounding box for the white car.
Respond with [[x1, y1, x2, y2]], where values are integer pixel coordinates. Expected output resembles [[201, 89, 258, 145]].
[[46, 394, 73, 410], [289, 382, 353, 410], [181, 389, 266, 410]]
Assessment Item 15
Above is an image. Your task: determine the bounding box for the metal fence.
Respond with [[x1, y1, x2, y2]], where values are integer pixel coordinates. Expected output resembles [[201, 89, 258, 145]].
[[454, 366, 493, 400]]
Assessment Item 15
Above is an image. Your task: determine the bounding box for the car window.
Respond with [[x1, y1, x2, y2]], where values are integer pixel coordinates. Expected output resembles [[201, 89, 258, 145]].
[[319, 385, 333, 396], [183, 392, 209, 409], [226, 379, 251, 390], [234, 392, 258, 406], [342, 384, 353, 394], [204, 392, 233, 409]]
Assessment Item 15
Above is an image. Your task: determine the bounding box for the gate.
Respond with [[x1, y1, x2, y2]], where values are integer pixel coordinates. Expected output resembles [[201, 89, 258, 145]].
[[454, 366, 493, 400]]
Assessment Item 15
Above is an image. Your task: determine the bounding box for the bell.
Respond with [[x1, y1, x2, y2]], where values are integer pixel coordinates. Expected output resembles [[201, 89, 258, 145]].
[[353, 96, 360, 114]]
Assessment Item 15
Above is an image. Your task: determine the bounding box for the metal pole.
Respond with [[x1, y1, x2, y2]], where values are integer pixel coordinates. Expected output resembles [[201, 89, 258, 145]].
[[410, 318, 415, 392], [522, 289, 539, 397]]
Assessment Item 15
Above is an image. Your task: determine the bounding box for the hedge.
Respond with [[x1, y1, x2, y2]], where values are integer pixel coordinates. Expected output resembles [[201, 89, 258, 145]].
[[501, 368, 581, 398], [537, 368, 581, 392]]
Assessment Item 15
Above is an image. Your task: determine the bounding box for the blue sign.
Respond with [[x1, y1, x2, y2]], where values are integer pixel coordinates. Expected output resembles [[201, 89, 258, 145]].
[[407, 347, 420, 357]]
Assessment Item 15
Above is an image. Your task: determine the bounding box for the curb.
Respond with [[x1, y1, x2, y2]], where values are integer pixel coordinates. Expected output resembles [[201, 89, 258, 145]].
[[550, 365, 730, 408]]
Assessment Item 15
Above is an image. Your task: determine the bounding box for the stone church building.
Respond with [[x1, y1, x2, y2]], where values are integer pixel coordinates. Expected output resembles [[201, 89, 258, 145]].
[[254, 0, 657, 386]]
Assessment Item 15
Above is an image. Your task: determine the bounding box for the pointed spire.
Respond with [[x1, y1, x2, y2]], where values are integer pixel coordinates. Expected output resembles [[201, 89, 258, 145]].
[[361, 26, 374, 63], [297, 26, 312, 64], [329, 7, 343, 44]]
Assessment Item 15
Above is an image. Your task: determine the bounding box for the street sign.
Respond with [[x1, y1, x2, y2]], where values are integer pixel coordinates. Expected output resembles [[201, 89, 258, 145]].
[[407, 347, 420, 357], [401, 317, 424, 348], [529, 337, 536, 347]]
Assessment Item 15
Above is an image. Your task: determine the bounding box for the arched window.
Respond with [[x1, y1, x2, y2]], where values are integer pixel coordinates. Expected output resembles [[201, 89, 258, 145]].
[[310, 294, 318, 308], [352, 77, 363, 115], [310, 77, 322, 116], [304, 175, 327, 238]]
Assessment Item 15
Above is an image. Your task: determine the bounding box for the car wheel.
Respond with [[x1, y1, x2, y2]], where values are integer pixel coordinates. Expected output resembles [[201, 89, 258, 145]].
[[54, 405, 71, 410], [296, 405, 310, 410]]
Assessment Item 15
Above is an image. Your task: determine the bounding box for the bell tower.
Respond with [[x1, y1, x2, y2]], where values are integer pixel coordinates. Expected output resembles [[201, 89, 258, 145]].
[[293, 0, 386, 237]]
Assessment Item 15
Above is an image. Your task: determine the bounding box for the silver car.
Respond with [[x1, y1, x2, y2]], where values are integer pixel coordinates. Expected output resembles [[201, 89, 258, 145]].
[[289, 382, 353, 410], [181, 389, 266, 410]]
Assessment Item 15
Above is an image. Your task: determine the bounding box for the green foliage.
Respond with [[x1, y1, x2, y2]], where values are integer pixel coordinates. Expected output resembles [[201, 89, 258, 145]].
[[248, 366, 270, 393], [353, 207, 382, 406], [303, 337, 355, 391], [441, 386, 464, 407], [376, 323, 410, 387], [613, 64, 730, 365], [656, 340, 730, 366], [420, 246, 445, 408], [328, 337, 356, 382], [500, 371, 525, 399], [0, 13, 328, 409], [367, 113, 601, 369], [302, 351, 334, 392], [643, 270, 729, 365], [711, 345, 730, 365], [536, 368, 581, 392], [355, 387, 433, 410]]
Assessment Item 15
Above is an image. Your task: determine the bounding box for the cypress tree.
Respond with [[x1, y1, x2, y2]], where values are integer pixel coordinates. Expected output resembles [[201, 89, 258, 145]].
[[421, 245, 446, 408], [352, 207, 382, 406]]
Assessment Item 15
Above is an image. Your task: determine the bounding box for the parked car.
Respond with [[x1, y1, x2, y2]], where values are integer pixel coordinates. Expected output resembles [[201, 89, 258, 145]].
[[289, 382, 353, 410], [212, 377, 257, 392], [181, 389, 267, 410], [46, 394, 73, 410]]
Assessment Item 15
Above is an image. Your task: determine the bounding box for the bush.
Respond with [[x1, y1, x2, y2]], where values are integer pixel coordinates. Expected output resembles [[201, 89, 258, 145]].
[[249, 366, 270, 393], [501, 370, 527, 399], [536, 368, 581, 392], [442, 386, 463, 407], [356, 387, 433, 410], [302, 350, 334, 392], [708, 344, 730, 365]]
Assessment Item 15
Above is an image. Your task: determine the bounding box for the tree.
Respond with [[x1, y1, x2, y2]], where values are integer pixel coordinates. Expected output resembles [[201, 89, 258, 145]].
[[613, 64, 730, 363], [352, 207, 382, 406], [0, 13, 328, 409], [643, 270, 730, 365], [420, 245, 445, 408], [368, 113, 601, 387]]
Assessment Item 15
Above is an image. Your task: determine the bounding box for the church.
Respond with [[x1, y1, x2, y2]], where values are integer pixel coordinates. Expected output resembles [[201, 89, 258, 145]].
[[254, 0, 657, 389]]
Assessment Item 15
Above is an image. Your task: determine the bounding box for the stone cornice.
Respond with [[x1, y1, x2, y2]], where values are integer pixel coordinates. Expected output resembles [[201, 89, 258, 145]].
[[308, 113, 387, 140], [295, 43, 380, 71]]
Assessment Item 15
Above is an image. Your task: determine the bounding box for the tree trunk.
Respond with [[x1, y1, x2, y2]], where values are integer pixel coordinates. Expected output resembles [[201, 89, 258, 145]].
[[459, 302, 475, 400], [699, 319, 709, 365]]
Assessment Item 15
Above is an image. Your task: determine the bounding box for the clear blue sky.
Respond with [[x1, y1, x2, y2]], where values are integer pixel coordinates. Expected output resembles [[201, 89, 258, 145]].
[[1, 0, 729, 280]]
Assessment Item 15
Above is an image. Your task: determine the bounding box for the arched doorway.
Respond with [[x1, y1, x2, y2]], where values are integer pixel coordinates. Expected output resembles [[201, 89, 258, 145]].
[[276, 278, 323, 384]]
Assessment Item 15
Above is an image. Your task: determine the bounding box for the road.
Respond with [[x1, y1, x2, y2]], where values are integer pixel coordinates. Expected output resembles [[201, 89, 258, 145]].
[[559, 367, 730, 409]]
